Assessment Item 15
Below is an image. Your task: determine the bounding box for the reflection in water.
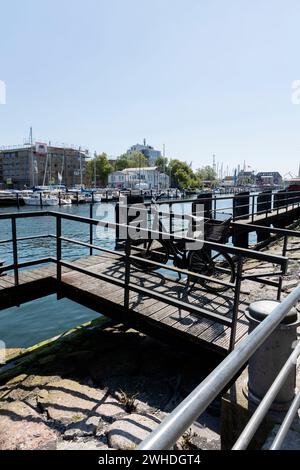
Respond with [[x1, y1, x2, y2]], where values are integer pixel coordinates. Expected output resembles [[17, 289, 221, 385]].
[[0, 295, 100, 349]]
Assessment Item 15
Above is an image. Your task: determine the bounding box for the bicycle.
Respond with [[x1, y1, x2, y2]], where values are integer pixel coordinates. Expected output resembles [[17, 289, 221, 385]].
[[128, 198, 235, 294]]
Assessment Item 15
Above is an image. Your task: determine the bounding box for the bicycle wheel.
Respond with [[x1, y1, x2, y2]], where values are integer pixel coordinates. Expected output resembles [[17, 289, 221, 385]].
[[188, 249, 235, 293], [130, 239, 169, 272]]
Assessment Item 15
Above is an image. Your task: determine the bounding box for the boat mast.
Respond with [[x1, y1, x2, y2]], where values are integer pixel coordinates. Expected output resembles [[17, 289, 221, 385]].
[[94, 151, 97, 187], [163, 143, 166, 189], [30, 127, 34, 187], [42, 149, 48, 187], [79, 146, 82, 187]]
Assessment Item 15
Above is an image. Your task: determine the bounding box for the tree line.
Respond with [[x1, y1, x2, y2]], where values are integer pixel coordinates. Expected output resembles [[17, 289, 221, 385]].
[[86, 151, 216, 189]]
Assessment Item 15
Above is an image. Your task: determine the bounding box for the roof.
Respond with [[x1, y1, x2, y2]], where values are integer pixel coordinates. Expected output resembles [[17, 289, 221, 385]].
[[120, 167, 158, 172], [256, 171, 281, 177]]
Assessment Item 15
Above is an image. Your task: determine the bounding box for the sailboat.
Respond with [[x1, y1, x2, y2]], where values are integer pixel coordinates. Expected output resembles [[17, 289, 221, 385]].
[[22, 192, 59, 206]]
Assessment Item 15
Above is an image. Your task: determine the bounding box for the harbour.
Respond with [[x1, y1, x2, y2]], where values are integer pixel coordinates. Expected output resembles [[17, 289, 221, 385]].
[[1, 0, 300, 457]]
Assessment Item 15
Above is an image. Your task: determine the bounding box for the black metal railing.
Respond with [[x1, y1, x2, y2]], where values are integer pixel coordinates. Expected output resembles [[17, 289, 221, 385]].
[[143, 189, 300, 223], [0, 210, 289, 352]]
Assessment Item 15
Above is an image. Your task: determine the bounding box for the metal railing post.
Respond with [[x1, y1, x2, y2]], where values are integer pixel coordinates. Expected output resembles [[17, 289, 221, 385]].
[[229, 256, 243, 351], [11, 216, 19, 286], [89, 203, 93, 256], [124, 239, 131, 310], [56, 216, 62, 283], [251, 194, 255, 223]]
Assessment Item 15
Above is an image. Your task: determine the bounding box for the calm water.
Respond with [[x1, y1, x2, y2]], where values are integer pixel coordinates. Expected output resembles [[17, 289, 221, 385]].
[[0, 198, 254, 348]]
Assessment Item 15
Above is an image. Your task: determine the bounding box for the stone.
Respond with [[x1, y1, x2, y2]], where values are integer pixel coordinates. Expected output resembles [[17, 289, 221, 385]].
[[263, 426, 300, 450], [102, 375, 173, 412], [107, 413, 162, 450], [64, 396, 126, 438], [37, 378, 107, 425], [64, 416, 102, 439], [94, 396, 126, 424], [177, 423, 221, 450], [57, 438, 110, 450], [0, 401, 57, 450], [0, 375, 61, 406]]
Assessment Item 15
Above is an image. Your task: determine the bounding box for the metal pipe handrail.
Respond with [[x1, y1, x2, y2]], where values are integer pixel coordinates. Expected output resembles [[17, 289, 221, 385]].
[[59, 259, 233, 326], [0, 234, 52, 245], [60, 236, 235, 288], [50, 211, 288, 266], [138, 284, 300, 450], [143, 190, 300, 207], [0, 210, 291, 267], [270, 390, 300, 450], [232, 342, 300, 449], [232, 222, 300, 238]]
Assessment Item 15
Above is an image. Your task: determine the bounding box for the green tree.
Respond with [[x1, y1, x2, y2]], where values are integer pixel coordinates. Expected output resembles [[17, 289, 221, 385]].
[[87, 153, 112, 187], [154, 156, 169, 172], [115, 151, 148, 171], [169, 159, 200, 189], [196, 165, 216, 182]]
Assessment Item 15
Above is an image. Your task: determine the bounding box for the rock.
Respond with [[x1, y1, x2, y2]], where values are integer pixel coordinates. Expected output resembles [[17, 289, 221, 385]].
[[0, 375, 60, 405], [94, 396, 126, 424], [102, 375, 173, 412], [263, 425, 300, 450], [107, 413, 162, 450], [177, 425, 221, 450], [64, 396, 126, 438], [37, 378, 107, 425], [0, 401, 57, 450], [64, 415, 102, 439], [57, 438, 110, 450], [282, 279, 299, 291]]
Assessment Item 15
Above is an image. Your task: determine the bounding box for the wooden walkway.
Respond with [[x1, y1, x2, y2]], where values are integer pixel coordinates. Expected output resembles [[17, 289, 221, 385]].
[[235, 203, 300, 225], [0, 253, 250, 356]]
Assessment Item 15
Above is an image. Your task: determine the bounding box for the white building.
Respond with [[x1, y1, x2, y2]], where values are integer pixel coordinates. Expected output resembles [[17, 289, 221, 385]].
[[108, 167, 169, 189]]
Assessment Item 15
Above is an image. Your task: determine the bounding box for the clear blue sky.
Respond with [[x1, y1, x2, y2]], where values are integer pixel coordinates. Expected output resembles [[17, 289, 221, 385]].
[[1, 0, 300, 176]]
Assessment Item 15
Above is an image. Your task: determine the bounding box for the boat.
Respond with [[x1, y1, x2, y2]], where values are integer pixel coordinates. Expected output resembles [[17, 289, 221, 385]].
[[59, 195, 72, 205], [83, 191, 102, 203], [22, 192, 59, 206], [285, 178, 300, 192]]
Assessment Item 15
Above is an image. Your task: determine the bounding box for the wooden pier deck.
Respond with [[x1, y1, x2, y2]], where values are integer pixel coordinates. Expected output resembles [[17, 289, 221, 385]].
[[0, 253, 250, 356]]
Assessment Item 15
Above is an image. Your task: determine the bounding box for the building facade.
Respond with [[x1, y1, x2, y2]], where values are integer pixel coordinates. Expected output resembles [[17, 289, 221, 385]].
[[0, 144, 88, 189], [108, 167, 169, 189], [127, 140, 162, 166], [256, 171, 282, 186]]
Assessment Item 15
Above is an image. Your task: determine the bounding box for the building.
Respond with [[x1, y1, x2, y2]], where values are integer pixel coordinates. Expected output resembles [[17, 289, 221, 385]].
[[127, 140, 162, 166], [222, 176, 235, 187], [108, 167, 169, 189], [256, 171, 282, 187], [237, 170, 255, 186], [0, 144, 88, 189]]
